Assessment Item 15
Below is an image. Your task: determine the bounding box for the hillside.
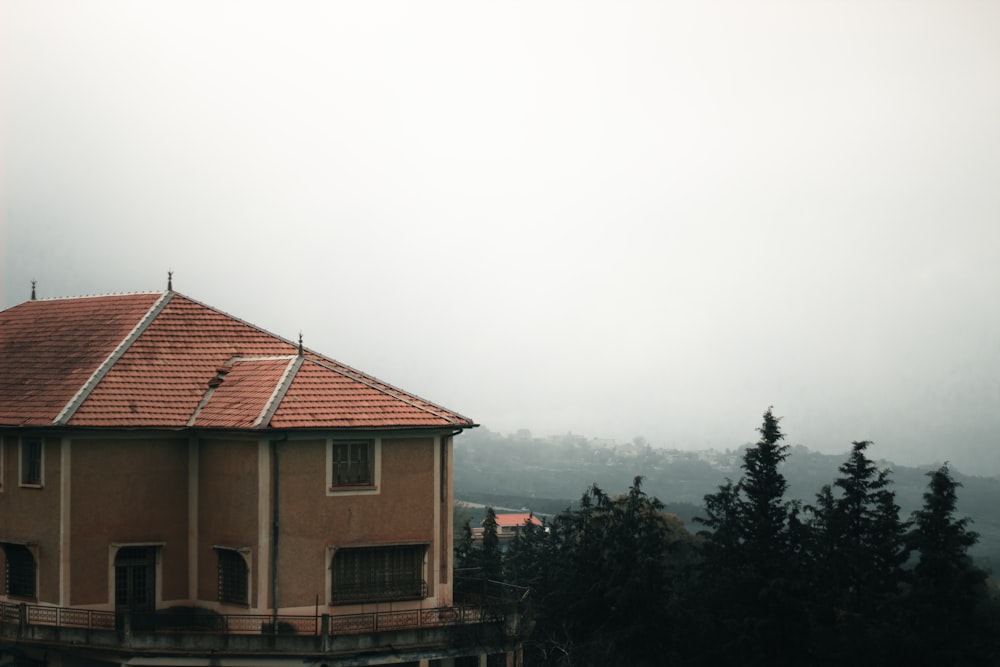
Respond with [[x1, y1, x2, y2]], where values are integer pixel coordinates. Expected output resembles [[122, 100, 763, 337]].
[[454, 427, 1000, 569]]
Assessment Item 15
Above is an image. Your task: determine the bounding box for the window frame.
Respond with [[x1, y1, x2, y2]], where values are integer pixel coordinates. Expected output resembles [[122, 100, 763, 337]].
[[2, 542, 38, 600], [329, 544, 427, 605], [19, 437, 43, 487], [214, 547, 250, 606], [326, 438, 381, 495]]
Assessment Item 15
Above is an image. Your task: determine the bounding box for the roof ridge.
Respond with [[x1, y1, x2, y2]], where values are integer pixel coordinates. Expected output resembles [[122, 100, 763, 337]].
[[30, 290, 162, 303], [53, 291, 173, 426], [254, 356, 305, 428], [306, 357, 468, 426]]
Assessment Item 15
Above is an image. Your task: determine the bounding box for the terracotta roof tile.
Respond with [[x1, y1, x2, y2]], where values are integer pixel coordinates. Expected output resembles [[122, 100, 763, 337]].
[[493, 513, 542, 528], [0, 293, 163, 426], [0, 291, 474, 431], [270, 359, 464, 429], [192, 357, 296, 428]]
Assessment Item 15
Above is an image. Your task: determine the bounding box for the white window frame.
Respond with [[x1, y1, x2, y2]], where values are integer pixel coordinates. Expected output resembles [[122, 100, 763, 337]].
[[326, 438, 381, 496]]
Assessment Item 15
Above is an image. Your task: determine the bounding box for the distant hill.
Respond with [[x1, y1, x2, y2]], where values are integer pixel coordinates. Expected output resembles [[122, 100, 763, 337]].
[[454, 427, 1000, 570]]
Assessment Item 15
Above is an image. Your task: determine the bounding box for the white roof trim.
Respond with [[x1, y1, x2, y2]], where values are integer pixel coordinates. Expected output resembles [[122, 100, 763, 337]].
[[253, 355, 304, 428]]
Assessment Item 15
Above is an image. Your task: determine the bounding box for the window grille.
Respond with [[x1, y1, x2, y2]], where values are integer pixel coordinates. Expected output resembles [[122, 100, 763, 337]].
[[331, 440, 374, 487], [216, 548, 249, 605], [21, 438, 42, 485], [114, 546, 156, 609], [2, 543, 36, 598], [331, 545, 426, 604]]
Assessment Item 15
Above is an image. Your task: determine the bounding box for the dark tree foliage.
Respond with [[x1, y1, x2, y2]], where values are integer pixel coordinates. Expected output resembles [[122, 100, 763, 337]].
[[803, 440, 910, 665], [454, 518, 475, 571], [902, 465, 997, 664], [482, 411, 1000, 666], [694, 407, 810, 666], [478, 506, 503, 581], [506, 477, 694, 667], [737, 407, 792, 575]]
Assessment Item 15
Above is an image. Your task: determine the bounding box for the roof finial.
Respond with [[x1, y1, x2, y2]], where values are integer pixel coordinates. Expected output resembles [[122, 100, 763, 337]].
[[31, 280, 36, 300], [298, 332, 304, 356], [167, 270, 173, 291]]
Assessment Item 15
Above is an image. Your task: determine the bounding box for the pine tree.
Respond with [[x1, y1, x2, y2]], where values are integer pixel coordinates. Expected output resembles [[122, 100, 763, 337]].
[[479, 506, 503, 581], [736, 407, 792, 578], [910, 465, 983, 608], [903, 465, 996, 662], [822, 441, 908, 614], [454, 518, 475, 570], [514, 478, 685, 667], [696, 408, 807, 665], [804, 441, 909, 666]]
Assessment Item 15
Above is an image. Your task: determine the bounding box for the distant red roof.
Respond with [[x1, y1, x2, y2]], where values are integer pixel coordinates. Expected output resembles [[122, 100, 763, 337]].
[[494, 513, 542, 528], [0, 291, 474, 431]]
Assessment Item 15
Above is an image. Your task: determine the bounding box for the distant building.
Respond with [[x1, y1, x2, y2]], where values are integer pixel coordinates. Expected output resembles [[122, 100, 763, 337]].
[[472, 512, 543, 552], [493, 513, 543, 538], [0, 286, 528, 667]]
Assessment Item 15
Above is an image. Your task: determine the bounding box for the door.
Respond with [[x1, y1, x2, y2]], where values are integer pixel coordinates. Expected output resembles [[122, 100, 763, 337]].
[[114, 546, 156, 629]]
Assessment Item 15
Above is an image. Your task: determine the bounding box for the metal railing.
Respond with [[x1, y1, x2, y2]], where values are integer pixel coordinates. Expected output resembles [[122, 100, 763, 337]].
[[0, 600, 511, 638]]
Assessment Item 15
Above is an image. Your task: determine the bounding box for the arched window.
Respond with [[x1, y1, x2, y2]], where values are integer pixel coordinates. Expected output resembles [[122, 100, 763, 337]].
[[215, 548, 249, 605]]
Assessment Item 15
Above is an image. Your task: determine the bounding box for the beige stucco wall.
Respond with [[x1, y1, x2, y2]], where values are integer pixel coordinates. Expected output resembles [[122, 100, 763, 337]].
[[197, 436, 260, 607], [0, 429, 456, 615], [276, 436, 438, 608], [69, 436, 189, 606], [0, 436, 62, 604]]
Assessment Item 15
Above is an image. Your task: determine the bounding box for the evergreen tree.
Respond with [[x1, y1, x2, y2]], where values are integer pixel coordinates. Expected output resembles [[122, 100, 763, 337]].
[[804, 441, 909, 666], [904, 464, 996, 663], [736, 407, 792, 577], [454, 518, 475, 571], [479, 506, 503, 581], [814, 441, 908, 614], [695, 408, 807, 666], [508, 478, 688, 666]]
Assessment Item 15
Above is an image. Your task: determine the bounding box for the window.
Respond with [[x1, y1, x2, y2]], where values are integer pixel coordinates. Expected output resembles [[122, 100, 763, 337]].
[[2, 543, 37, 598], [216, 548, 249, 605], [330, 440, 374, 487], [330, 545, 426, 604], [20, 438, 42, 486]]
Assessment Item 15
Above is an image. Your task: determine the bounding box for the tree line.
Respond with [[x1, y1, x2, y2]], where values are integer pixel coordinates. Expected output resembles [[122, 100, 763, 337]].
[[457, 408, 1000, 666]]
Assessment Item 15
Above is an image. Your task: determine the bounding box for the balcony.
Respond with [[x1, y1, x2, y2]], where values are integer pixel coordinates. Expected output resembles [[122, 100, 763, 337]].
[[0, 584, 530, 665]]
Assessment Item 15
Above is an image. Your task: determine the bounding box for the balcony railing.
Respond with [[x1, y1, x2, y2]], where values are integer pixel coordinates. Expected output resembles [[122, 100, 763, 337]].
[[0, 601, 510, 638]]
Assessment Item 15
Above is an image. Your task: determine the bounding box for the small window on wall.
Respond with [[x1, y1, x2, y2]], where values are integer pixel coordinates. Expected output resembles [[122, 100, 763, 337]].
[[330, 440, 374, 487], [20, 438, 42, 487], [216, 548, 249, 605], [330, 545, 426, 604], [2, 543, 37, 599]]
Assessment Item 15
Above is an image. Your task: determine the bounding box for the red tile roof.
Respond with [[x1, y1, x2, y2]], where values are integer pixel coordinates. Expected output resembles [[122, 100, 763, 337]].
[[0, 291, 474, 431], [494, 513, 542, 528]]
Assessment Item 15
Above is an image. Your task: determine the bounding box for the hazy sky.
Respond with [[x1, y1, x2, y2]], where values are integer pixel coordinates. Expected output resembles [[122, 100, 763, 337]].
[[3, 2, 998, 473]]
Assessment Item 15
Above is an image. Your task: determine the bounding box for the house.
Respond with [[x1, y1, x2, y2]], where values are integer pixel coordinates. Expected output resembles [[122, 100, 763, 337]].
[[493, 513, 543, 539], [470, 513, 543, 552], [0, 285, 527, 667]]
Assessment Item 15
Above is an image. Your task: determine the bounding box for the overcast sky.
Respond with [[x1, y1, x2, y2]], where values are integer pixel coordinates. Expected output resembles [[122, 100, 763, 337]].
[[2, 1, 998, 473]]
